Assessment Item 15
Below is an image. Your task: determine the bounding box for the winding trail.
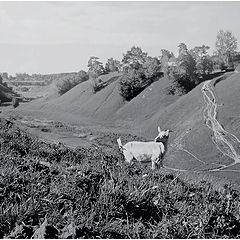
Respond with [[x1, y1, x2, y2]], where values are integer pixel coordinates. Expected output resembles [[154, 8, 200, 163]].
[[165, 74, 240, 174], [201, 75, 240, 171]]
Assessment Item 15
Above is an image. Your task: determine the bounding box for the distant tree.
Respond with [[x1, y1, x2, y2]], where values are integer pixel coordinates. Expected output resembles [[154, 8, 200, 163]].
[[178, 43, 188, 56], [1, 72, 8, 80], [167, 43, 198, 94], [200, 56, 214, 75], [105, 58, 121, 73], [190, 45, 210, 65], [190, 45, 213, 75], [119, 47, 163, 100], [8, 75, 14, 81], [87, 56, 105, 79], [159, 49, 175, 75], [177, 43, 197, 80], [122, 46, 148, 72], [0, 75, 3, 84], [15, 73, 30, 81], [160, 49, 174, 60], [88, 56, 105, 92], [142, 56, 162, 79], [215, 30, 238, 68], [211, 54, 226, 71]]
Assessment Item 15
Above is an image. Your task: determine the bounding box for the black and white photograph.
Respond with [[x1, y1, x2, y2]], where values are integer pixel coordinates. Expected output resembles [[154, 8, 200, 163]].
[[1, 1, 240, 238]]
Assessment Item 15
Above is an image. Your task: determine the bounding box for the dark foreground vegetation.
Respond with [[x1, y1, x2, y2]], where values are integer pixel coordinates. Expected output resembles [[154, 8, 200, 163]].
[[1, 119, 240, 238]]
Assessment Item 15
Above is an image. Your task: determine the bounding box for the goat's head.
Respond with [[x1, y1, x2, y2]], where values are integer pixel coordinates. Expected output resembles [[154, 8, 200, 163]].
[[154, 126, 172, 144]]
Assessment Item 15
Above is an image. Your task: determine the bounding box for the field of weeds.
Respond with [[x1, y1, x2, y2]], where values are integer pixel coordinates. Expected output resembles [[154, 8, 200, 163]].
[[1, 118, 240, 238]]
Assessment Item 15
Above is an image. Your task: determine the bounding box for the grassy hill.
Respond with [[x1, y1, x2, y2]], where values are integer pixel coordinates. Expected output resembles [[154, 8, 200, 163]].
[[16, 72, 124, 124], [5, 71, 240, 184], [2, 71, 240, 238], [1, 119, 240, 239], [138, 72, 240, 183], [215, 72, 240, 135], [113, 76, 180, 127], [7, 71, 88, 100]]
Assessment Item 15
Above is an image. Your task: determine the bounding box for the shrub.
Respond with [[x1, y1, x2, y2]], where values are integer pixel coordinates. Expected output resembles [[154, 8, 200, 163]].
[[119, 47, 162, 101], [2, 82, 8, 88], [119, 74, 142, 101], [57, 71, 88, 95], [172, 72, 197, 93], [12, 98, 19, 108]]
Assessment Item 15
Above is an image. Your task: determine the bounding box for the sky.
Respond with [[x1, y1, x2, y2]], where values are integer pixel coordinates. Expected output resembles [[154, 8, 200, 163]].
[[0, 1, 240, 75]]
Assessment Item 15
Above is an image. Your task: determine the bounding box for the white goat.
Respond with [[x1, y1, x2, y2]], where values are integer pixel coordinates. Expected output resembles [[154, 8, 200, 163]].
[[117, 126, 170, 169]]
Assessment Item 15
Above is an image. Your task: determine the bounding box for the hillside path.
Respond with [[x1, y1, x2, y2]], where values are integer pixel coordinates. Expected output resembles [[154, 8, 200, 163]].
[[201, 75, 240, 171]]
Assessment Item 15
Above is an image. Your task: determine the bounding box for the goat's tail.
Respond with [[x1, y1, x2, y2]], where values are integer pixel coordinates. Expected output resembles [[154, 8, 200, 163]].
[[117, 137, 123, 149]]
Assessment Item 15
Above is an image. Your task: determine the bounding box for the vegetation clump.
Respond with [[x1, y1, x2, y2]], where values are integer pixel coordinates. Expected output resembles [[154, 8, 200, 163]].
[[0, 119, 240, 238], [119, 46, 162, 101], [12, 97, 20, 108], [56, 70, 89, 95]]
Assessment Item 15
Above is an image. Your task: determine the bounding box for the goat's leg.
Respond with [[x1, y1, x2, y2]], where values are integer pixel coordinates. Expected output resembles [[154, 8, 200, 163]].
[[151, 160, 156, 170], [158, 154, 164, 168], [123, 151, 134, 165]]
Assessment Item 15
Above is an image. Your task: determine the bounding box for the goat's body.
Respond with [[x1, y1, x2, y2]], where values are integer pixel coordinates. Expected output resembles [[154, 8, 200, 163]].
[[117, 127, 170, 169], [118, 139, 165, 169]]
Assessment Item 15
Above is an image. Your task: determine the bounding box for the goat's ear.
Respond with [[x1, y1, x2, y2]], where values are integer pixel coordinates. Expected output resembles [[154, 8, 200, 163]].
[[166, 130, 169, 136], [158, 126, 161, 133]]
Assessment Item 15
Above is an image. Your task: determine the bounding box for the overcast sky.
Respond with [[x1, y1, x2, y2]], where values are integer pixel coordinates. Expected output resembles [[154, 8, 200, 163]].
[[0, 1, 240, 75]]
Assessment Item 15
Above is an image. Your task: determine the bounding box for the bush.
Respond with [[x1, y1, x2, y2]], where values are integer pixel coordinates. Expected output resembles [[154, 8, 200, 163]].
[[57, 71, 88, 95], [119, 75, 142, 101], [12, 98, 19, 108], [119, 68, 154, 101], [119, 64, 161, 101], [119, 47, 162, 101], [172, 72, 197, 93]]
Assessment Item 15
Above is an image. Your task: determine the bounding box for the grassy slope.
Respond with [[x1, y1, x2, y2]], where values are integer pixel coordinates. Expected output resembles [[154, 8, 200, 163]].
[[18, 82, 59, 100], [113, 76, 179, 127], [1, 119, 240, 239], [138, 73, 240, 182], [18, 72, 124, 124], [139, 82, 221, 168], [215, 72, 240, 137], [5, 72, 240, 183]]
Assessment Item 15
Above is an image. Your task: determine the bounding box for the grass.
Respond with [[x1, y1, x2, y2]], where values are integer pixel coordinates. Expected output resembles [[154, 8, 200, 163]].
[[1, 118, 240, 238]]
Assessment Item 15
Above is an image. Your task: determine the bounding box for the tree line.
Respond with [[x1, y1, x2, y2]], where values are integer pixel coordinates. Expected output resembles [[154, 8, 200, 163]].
[[1, 29, 239, 99], [87, 30, 239, 100]]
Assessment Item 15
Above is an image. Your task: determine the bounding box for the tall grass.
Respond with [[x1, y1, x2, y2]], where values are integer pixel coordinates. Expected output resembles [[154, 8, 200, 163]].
[[0, 118, 240, 238]]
